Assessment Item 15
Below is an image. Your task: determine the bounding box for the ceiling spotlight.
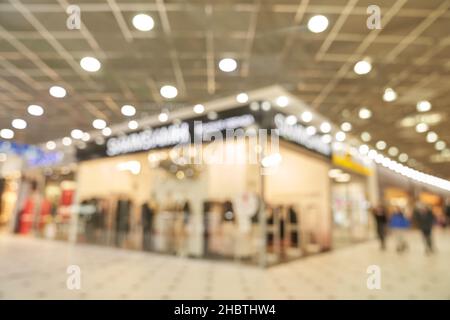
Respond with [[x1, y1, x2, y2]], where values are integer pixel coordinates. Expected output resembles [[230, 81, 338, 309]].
[[286, 115, 297, 126], [320, 122, 331, 133], [376, 140, 387, 150], [102, 127, 112, 137], [301, 111, 313, 123], [398, 153, 409, 163], [358, 107, 372, 119], [435, 141, 446, 151], [193, 104, 205, 114], [415, 122, 428, 133], [341, 122, 352, 132], [0, 129, 14, 140], [307, 15, 329, 33], [158, 110, 169, 122], [46, 141, 56, 150], [92, 119, 107, 130], [383, 88, 397, 102], [12, 119, 27, 130], [218, 58, 237, 72], [275, 96, 289, 108], [160, 85, 178, 99], [82, 132, 91, 142], [335, 131, 346, 142], [359, 144, 369, 155], [71, 129, 84, 140], [132, 14, 154, 31], [62, 137, 72, 146], [49, 85, 67, 98], [416, 100, 431, 112], [80, 56, 101, 72], [121, 105, 136, 117], [261, 101, 271, 111], [28, 104, 44, 116], [236, 93, 249, 104], [354, 58, 372, 75], [388, 146, 399, 157], [361, 131, 371, 142], [321, 134, 332, 144], [128, 120, 139, 130], [426, 131, 438, 143], [306, 126, 317, 136]]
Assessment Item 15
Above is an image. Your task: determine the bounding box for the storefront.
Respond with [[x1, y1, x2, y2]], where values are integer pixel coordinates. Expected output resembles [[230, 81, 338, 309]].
[[329, 143, 375, 248], [73, 104, 333, 266]]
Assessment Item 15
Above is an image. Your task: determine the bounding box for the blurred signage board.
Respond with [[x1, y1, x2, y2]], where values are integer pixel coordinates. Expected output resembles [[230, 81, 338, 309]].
[[0, 140, 63, 168], [332, 143, 373, 176]]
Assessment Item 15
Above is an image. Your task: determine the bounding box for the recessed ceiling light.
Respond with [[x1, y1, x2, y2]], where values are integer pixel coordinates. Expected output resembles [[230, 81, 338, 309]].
[[275, 96, 289, 108], [121, 105, 136, 117], [236, 93, 249, 104], [128, 120, 139, 130], [398, 153, 408, 163], [320, 122, 331, 133], [62, 137, 72, 146], [49, 85, 67, 98], [340, 122, 352, 132], [80, 56, 101, 72], [335, 131, 346, 142], [321, 134, 332, 144], [307, 15, 329, 33], [415, 122, 428, 133], [388, 146, 399, 157], [426, 131, 438, 143], [28, 104, 44, 116], [383, 88, 397, 102], [435, 141, 446, 151], [46, 141, 56, 150], [361, 131, 371, 142], [193, 104, 205, 114], [82, 132, 90, 142], [71, 129, 83, 140], [301, 111, 313, 123], [160, 85, 178, 99], [158, 110, 169, 122], [92, 119, 107, 130], [359, 144, 369, 155], [261, 101, 271, 111], [132, 14, 154, 31], [306, 126, 317, 136], [286, 115, 297, 126], [102, 127, 112, 137], [218, 58, 237, 72], [416, 100, 431, 112], [354, 58, 372, 75], [0, 129, 14, 140], [376, 140, 387, 150], [358, 107, 372, 119], [12, 119, 27, 130]]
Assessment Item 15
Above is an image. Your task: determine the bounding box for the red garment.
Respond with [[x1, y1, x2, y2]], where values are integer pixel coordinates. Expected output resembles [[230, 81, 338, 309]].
[[19, 198, 34, 234]]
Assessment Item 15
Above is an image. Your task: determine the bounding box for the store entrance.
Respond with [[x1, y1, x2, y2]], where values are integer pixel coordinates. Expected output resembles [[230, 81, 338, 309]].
[[330, 168, 370, 248]]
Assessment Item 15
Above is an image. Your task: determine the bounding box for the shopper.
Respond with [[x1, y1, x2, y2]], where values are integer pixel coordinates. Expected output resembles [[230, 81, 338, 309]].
[[372, 204, 388, 250], [389, 207, 410, 253], [444, 199, 450, 228], [414, 204, 435, 254]]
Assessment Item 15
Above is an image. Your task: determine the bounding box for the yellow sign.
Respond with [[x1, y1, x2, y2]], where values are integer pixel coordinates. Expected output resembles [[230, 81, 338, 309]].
[[332, 153, 372, 176]]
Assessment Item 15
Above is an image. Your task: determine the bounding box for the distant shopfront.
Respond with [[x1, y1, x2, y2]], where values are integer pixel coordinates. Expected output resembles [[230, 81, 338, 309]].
[[73, 104, 333, 266]]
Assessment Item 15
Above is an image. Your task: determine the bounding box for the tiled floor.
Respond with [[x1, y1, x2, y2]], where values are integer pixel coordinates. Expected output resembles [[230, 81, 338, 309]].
[[0, 230, 449, 299]]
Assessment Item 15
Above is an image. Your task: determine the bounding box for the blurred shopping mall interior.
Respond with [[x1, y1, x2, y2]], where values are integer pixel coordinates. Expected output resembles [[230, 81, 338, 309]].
[[0, 0, 449, 300]]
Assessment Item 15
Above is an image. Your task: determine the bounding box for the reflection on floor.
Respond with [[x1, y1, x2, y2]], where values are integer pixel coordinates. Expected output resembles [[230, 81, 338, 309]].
[[0, 231, 449, 299]]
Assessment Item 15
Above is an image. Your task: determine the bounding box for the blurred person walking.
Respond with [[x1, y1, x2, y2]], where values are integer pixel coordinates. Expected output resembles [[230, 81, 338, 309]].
[[389, 207, 410, 253], [414, 204, 435, 254], [372, 204, 388, 250]]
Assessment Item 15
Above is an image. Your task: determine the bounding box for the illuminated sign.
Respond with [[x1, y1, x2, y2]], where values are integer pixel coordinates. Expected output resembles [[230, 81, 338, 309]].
[[274, 114, 331, 157]]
